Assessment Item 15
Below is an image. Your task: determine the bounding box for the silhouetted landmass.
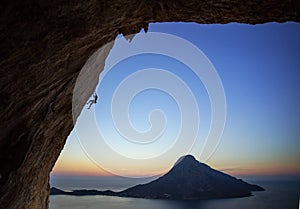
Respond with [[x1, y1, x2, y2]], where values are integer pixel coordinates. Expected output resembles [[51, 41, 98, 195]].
[[50, 187, 115, 196], [50, 187, 67, 195], [119, 155, 264, 199], [50, 155, 264, 200]]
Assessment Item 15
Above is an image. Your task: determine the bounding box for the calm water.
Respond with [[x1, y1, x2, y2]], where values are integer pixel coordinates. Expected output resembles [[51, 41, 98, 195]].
[[50, 176, 300, 209]]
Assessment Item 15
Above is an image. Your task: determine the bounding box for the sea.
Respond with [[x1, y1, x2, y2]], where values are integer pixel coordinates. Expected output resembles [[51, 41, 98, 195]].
[[50, 175, 300, 209]]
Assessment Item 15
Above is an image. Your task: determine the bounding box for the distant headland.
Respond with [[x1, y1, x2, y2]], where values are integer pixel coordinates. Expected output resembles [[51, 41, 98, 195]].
[[51, 155, 264, 200]]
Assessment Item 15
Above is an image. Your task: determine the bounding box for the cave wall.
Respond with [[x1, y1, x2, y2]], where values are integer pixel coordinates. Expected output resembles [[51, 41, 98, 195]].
[[0, 0, 299, 208]]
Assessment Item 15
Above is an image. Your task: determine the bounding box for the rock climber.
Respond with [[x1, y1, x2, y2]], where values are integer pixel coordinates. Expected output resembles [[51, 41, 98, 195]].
[[87, 92, 98, 109]]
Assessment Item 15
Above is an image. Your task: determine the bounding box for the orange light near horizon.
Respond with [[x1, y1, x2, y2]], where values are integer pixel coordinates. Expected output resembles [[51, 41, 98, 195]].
[[52, 164, 168, 177], [218, 164, 300, 177], [51, 170, 113, 177], [52, 154, 168, 177], [52, 154, 113, 176], [52, 158, 300, 177], [52, 144, 300, 178]]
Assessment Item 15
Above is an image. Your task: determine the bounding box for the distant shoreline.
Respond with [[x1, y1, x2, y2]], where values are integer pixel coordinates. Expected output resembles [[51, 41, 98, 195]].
[[50, 186, 259, 200], [51, 155, 266, 200]]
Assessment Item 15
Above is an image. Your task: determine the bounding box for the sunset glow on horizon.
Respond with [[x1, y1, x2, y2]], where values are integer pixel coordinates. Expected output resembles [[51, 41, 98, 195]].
[[52, 141, 300, 177]]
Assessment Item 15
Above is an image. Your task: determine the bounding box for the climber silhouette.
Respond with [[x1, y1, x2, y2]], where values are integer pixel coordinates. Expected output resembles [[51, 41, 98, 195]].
[[87, 92, 98, 109]]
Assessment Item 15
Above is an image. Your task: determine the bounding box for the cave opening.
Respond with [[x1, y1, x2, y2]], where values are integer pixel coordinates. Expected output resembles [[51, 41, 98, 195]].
[[1, 1, 299, 209]]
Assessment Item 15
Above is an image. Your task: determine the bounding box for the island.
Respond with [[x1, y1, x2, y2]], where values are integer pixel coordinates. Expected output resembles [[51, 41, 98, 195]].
[[51, 155, 264, 200]]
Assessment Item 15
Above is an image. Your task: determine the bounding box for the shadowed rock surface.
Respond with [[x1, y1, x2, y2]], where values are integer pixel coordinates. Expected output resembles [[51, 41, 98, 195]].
[[0, 1, 299, 208]]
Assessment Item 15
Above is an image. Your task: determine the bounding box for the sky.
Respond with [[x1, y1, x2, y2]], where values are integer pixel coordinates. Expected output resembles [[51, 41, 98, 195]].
[[52, 22, 300, 178]]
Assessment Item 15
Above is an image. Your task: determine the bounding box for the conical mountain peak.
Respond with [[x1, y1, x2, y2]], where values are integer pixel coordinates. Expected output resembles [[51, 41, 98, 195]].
[[172, 154, 209, 172], [175, 154, 197, 165], [120, 155, 264, 199], [51, 155, 265, 200]]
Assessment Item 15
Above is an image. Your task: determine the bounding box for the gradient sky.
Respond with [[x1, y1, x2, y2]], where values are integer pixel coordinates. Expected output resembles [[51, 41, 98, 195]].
[[52, 22, 300, 177]]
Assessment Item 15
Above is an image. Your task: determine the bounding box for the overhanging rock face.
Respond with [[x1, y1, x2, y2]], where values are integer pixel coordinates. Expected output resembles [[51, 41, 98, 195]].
[[0, 1, 299, 208]]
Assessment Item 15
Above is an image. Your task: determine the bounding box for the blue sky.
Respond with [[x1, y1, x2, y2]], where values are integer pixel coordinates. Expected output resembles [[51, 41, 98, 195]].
[[52, 22, 300, 177]]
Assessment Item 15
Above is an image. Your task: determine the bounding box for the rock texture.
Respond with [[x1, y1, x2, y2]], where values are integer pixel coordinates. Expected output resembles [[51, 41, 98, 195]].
[[0, 0, 299, 208]]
